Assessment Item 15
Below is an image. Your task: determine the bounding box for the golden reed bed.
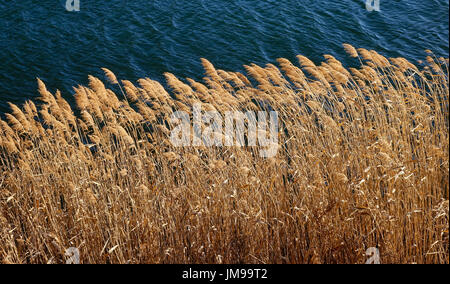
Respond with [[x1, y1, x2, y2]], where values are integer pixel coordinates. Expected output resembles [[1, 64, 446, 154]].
[[0, 44, 448, 264]]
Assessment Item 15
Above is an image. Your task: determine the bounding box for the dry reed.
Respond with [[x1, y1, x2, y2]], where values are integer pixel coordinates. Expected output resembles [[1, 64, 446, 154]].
[[0, 44, 448, 264]]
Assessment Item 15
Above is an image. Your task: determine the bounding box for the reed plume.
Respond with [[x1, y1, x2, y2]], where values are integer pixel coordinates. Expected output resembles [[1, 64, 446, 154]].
[[0, 46, 448, 264]]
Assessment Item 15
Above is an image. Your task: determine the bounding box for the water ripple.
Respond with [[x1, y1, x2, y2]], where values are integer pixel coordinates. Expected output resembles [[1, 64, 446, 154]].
[[0, 0, 448, 114]]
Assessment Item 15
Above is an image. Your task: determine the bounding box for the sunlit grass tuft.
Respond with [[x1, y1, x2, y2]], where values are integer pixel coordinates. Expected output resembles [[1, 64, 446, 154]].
[[0, 44, 448, 264]]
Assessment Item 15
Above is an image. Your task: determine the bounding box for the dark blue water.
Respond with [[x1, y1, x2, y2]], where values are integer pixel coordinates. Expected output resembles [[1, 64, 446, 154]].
[[0, 0, 448, 114]]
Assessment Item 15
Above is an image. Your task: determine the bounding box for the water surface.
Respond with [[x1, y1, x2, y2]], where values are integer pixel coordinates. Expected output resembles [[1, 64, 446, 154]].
[[0, 0, 448, 114]]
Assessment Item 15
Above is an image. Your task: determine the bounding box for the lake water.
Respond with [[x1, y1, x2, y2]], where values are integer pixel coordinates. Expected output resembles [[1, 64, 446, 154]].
[[0, 0, 448, 114]]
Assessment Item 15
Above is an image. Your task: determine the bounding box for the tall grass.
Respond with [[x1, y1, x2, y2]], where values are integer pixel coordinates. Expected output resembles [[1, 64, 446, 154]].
[[0, 45, 448, 264]]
